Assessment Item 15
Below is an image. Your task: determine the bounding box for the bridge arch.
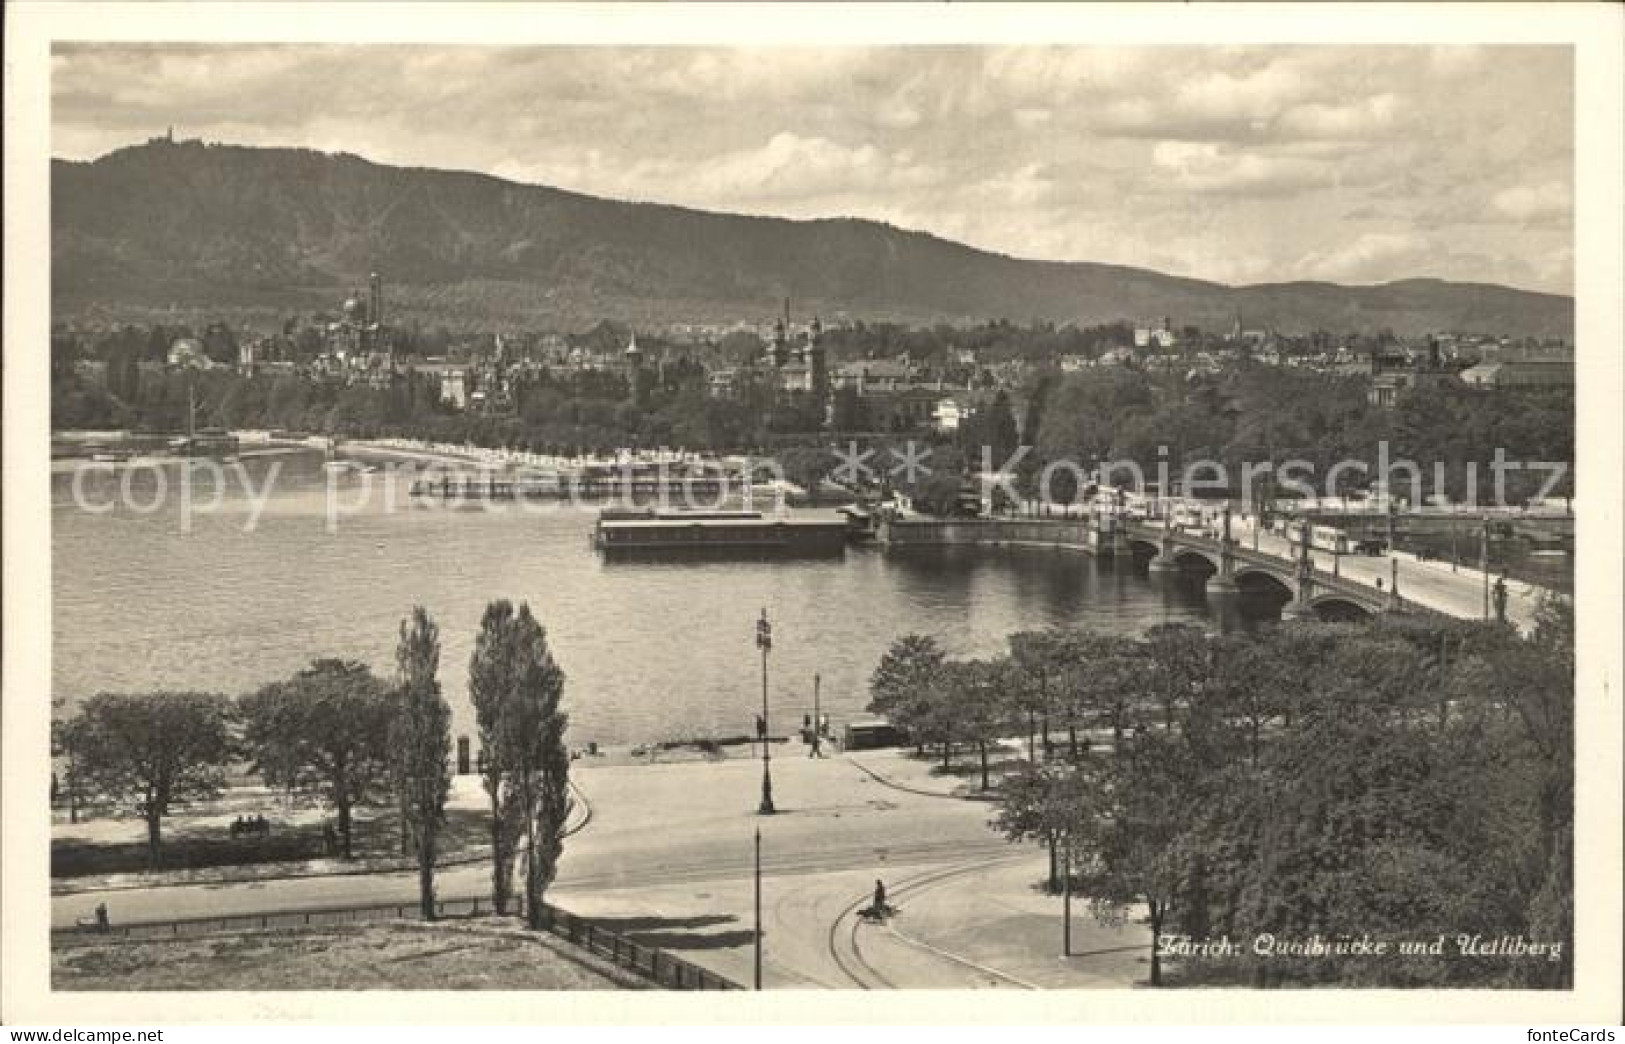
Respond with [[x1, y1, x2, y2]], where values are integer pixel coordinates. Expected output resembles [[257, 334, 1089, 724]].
[[1232, 566, 1294, 598], [1308, 595, 1375, 622], [1126, 538, 1161, 558], [1171, 548, 1220, 573]]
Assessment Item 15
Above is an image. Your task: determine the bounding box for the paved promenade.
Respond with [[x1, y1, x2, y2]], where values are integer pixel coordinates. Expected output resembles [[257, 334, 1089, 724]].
[[51, 747, 1150, 989]]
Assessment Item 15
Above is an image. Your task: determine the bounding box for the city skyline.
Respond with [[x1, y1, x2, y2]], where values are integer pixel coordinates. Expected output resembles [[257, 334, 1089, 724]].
[[51, 44, 1573, 295]]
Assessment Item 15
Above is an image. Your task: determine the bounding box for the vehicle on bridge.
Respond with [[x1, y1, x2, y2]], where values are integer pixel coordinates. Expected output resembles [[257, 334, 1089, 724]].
[[1283, 521, 1352, 554]]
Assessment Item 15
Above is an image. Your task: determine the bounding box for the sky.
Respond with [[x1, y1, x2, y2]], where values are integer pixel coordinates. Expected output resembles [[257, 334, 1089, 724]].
[[51, 44, 1574, 294]]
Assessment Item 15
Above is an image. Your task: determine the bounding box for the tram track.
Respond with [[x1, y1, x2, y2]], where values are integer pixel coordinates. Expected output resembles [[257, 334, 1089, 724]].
[[825, 850, 1034, 990], [553, 835, 1013, 895]]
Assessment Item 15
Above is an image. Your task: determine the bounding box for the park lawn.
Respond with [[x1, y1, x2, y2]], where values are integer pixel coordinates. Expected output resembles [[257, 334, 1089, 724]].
[[52, 780, 494, 881], [53, 918, 641, 990], [52, 804, 493, 878]]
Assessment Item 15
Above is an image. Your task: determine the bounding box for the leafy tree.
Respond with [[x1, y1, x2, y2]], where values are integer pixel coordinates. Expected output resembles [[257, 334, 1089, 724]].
[[1052, 631, 1132, 759], [777, 446, 836, 496], [830, 385, 868, 433], [1008, 630, 1070, 759], [72, 692, 233, 865], [1475, 596, 1573, 987], [993, 761, 1093, 894], [1140, 623, 1210, 731], [393, 607, 453, 919], [240, 659, 394, 859], [867, 634, 945, 748], [944, 659, 1010, 791], [908, 471, 968, 517], [984, 389, 1020, 464], [1202, 634, 1281, 765], [1072, 731, 1196, 987], [50, 699, 89, 824]]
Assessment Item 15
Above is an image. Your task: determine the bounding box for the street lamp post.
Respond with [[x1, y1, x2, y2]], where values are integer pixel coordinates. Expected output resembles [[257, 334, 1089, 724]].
[[1061, 833, 1072, 957], [756, 609, 776, 815], [753, 825, 763, 990]]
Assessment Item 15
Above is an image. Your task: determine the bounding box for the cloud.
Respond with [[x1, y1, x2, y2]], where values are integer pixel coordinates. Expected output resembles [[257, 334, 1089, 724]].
[[1427, 46, 1488, 79], [980, 163, 1055, 207], [49, 44, 1576, 293], [1277, 94, 1402, 140], [691, 132, 943, 202], [1012, 108, 1052, 129], [1150, 141, 1339, 197], [1295, 232, 1430, 283], [1491, 181, 1572, 223]]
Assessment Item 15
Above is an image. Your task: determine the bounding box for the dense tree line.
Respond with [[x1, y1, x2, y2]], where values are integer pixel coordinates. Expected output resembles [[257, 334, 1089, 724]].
[[1028, 364, 1573, 504], [54, 601, 571, 923], [54, 317, 1571, 505], [869, 601, 1574, 988]]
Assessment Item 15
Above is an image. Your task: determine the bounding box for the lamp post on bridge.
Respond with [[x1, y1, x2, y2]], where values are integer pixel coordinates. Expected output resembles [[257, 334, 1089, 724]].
[[756, 608, 776, 815]]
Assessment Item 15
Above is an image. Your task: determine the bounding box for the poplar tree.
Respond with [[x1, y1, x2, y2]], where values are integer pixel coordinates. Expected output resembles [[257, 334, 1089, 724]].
[[470, 600, 523, 914], [470, 600, 571, 926], [393, 606, 453, 920]]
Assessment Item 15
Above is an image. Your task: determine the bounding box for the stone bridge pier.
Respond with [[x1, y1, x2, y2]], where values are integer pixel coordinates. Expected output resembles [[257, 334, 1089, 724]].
[[1128, 510, 1396, 621], [1280, 538, 1319, 620], [1093, 512, 1138, 559], [1146, 506, 1241, 596]]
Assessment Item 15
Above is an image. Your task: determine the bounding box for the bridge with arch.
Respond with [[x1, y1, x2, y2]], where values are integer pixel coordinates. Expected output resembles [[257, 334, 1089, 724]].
[[874, 511, 1528, 625], [1119, 519, 1396, 622]]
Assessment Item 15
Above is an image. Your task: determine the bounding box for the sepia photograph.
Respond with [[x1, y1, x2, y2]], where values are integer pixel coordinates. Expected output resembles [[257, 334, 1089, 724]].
[[4, 1, 1621, 1028]]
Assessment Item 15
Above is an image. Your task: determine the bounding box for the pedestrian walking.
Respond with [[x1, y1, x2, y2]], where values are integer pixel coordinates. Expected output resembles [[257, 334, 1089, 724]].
[[873, 878, 888, 915], [94, 902, 110, 933]]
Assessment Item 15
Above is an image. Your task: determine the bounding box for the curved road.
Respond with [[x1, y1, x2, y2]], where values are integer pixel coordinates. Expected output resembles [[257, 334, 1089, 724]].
[[53, 752, 1034, 989]]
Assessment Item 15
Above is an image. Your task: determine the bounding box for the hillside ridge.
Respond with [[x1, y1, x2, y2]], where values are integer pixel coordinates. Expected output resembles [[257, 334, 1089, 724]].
[[50, 140, 1573, 339]]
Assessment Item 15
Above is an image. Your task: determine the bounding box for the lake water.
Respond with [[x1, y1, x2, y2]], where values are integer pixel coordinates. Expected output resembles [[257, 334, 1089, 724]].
[[52, 450, 1284, 747]]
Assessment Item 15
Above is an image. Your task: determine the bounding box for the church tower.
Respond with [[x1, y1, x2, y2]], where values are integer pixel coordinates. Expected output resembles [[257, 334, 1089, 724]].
[[808, 315, 829, 405], [769, 313, 789, 368], [625, 330, 643, 376]]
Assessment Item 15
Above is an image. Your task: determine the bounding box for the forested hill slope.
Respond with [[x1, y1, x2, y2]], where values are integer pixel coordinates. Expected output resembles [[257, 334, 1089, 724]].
[[51, 140, 1574, 339]]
